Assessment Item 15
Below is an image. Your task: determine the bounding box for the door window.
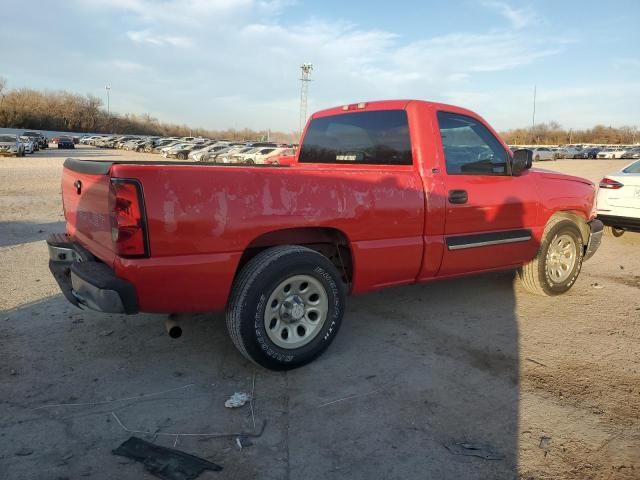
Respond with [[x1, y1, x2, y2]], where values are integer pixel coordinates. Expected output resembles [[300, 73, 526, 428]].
[[437, 111, 509, 175]]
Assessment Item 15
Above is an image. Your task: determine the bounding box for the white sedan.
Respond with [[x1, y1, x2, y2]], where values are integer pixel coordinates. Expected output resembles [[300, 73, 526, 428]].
[[596, 159, 640, 236], [530, 147, 555, 161], [597, 148, 627, 159]]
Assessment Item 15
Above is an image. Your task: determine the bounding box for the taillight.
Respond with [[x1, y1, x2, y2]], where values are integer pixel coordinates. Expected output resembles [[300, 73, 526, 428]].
[[599, 177, 624, 189], [109, 179, 148, 257]]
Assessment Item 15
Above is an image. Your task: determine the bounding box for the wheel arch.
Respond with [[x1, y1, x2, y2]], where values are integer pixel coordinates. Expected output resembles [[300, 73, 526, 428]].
[[235, 227, 354, 286], [546, 210, 590, 245]]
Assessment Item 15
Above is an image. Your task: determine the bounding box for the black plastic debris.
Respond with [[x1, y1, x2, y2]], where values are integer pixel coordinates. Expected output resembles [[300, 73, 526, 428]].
[[113, 436, 222, 480], [444, 442, 504, 460]]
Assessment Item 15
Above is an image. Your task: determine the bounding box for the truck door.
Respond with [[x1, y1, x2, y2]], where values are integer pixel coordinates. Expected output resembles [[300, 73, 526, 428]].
[[435, 111, 540, 276]]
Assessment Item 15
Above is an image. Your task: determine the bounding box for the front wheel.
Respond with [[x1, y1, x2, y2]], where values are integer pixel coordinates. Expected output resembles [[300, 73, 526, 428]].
[[519, 218, 584, 296], [226, 246, 345, 370]]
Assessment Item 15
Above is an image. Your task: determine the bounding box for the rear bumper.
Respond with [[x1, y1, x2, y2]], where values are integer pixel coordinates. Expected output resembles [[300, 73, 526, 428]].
[[584, 219, 604, 261], [47, 233, 138, 314], [597, 214, 640, 232]]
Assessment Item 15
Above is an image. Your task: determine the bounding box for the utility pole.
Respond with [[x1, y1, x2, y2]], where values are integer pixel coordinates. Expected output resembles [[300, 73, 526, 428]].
[[299, 63, 313, 137], [531, 84, 536, 144], [105, 85, 111, 132]]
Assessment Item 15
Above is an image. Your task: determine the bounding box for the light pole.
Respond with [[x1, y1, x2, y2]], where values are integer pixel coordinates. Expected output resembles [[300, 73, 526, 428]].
[[105, 85, 111, 116], [105, 85, 111, 132], [299, 63, 313, 137]]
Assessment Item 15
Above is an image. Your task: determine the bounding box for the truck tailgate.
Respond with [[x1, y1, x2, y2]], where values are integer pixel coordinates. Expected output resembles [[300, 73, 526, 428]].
[[62, 159, 115, 264]]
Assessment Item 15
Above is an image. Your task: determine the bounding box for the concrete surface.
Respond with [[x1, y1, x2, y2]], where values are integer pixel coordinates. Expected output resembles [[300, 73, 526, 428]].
[[1, 147, 638, 479]]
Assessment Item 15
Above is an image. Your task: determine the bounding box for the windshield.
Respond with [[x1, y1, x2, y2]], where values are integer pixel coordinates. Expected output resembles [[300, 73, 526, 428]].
[[59, 136, 71, 141], [623, 160, 640, 174], [0, 135, 17, 142]]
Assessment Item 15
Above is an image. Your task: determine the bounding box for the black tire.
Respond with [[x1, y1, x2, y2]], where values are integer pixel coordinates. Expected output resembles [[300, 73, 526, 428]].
[[518, 218, 584, 296], [226, 245, 345, 370], [604, 226, 625, 238], [534, 155, 540, 162], [177, 152, 187, 160], [245, 158, 255, 164]]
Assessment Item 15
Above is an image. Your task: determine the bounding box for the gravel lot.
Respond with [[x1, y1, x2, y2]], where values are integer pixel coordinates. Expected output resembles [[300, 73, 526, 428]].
[[1, 147, 638, 479]]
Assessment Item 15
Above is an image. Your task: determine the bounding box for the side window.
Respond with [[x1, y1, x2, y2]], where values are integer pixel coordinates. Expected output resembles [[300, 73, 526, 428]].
[[437, 111, 509, 175]]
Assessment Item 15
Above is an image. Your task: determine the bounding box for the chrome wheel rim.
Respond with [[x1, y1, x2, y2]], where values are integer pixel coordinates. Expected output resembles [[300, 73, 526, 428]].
[[264, 274, 328, 349], [546, 233, 577, 283]]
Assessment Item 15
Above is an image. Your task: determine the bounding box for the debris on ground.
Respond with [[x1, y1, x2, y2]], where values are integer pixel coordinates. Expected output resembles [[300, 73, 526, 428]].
[[591, 282, 604, 289], [444, 442, 504, 460], [15, 448, 34, 456], [99, 330, 114, 337], [235, 436, 253, 450], [539, 436, 552, 449], [113, 436, 222, 480], [526, 358, 547, 368], [10, 369, 17, 375], [225, 392, 251, 408]]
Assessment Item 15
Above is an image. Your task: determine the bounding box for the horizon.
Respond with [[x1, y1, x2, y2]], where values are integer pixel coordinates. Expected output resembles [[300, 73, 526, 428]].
[[1, 0, 638, 132]]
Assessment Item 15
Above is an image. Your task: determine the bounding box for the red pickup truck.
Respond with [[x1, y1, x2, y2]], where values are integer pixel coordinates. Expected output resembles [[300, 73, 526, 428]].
[[48, 100, 603, 370]]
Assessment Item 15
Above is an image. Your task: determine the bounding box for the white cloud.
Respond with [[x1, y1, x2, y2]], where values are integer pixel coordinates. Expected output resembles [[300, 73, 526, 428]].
[[481, 1, 538, 29], [126, 30, 193, 47], [64, 0, 635, 131]]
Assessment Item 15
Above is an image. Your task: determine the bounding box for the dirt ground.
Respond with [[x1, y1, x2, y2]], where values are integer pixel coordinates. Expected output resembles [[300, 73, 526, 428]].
[[1, 147, 638, 480]]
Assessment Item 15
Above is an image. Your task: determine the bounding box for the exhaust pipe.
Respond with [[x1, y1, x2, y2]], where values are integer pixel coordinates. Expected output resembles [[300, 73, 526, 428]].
[[165, 316, 182, 339]]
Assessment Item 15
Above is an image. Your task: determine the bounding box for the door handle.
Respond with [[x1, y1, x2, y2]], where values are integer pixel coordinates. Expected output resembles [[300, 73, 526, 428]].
[[448, 190, 468, 204]]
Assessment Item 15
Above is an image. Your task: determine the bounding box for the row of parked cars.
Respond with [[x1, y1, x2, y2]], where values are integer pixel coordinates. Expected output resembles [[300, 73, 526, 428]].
[[79, 134, 297, 165], [0, 132, 49, 157], [514, 145, 640, 162]]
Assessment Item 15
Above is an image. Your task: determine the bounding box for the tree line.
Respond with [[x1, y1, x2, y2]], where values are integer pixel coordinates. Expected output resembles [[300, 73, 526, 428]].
[[0, 78, 637, 145], [0, 79, 298, 143], [500, 121, 638, 145]]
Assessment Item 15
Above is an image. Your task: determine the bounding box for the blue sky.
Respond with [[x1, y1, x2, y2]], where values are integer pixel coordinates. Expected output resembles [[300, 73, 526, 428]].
[[1, 0, 638, 132]]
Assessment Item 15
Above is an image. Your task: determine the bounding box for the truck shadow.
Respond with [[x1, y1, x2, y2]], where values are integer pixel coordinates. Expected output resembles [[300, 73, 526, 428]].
[[0, 220, 65, 247]]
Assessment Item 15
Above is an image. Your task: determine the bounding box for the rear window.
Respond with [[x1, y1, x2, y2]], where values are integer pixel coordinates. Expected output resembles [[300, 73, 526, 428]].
[[623, 160, 640, 174], [299, 110, 412, 165]]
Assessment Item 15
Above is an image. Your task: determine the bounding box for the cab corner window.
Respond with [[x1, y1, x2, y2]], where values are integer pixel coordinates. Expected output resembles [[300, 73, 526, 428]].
[[299, 110, 412, 165], [437, 111, 509, 175]]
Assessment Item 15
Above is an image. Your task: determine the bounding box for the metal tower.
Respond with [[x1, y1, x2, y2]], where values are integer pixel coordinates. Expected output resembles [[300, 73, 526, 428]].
[[299, 63, 313, 136]]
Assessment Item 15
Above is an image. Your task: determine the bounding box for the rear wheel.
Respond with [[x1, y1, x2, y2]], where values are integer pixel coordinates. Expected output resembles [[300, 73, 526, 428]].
[[534, 155, 540, 162], [519, 218, 584, 296], [226, 246, 345, 370], [177, 152, 187, 160]]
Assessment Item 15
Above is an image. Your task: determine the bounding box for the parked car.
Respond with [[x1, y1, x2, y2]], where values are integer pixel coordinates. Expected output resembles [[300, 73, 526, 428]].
[[561, 147, 588, 159], [20, 136, 36, 154], [57, 136, 75, 149], [621, 147, 640, 159], [598, 148, 627, 159], [241, 147, 292, 164], [530, 147, 555, 162], [47, 99, 603, 370], [225, 147, 261, 163], [265, 148, 297, 165], [189, 144, 228, 161], [200, 146, 247, 162], [164, 143, 201, 160], [597, 159, 640, 236], [23, 131, 46, 149], [0, 134, 25, 156], [582, 147, 601, 159]]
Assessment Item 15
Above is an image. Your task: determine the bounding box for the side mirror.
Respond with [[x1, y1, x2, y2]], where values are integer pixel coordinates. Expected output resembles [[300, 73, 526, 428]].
[[511, 149, 532, 175]]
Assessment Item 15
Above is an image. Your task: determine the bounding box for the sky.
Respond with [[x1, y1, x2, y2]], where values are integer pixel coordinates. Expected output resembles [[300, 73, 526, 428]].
[[1, 0, 638, 132]]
